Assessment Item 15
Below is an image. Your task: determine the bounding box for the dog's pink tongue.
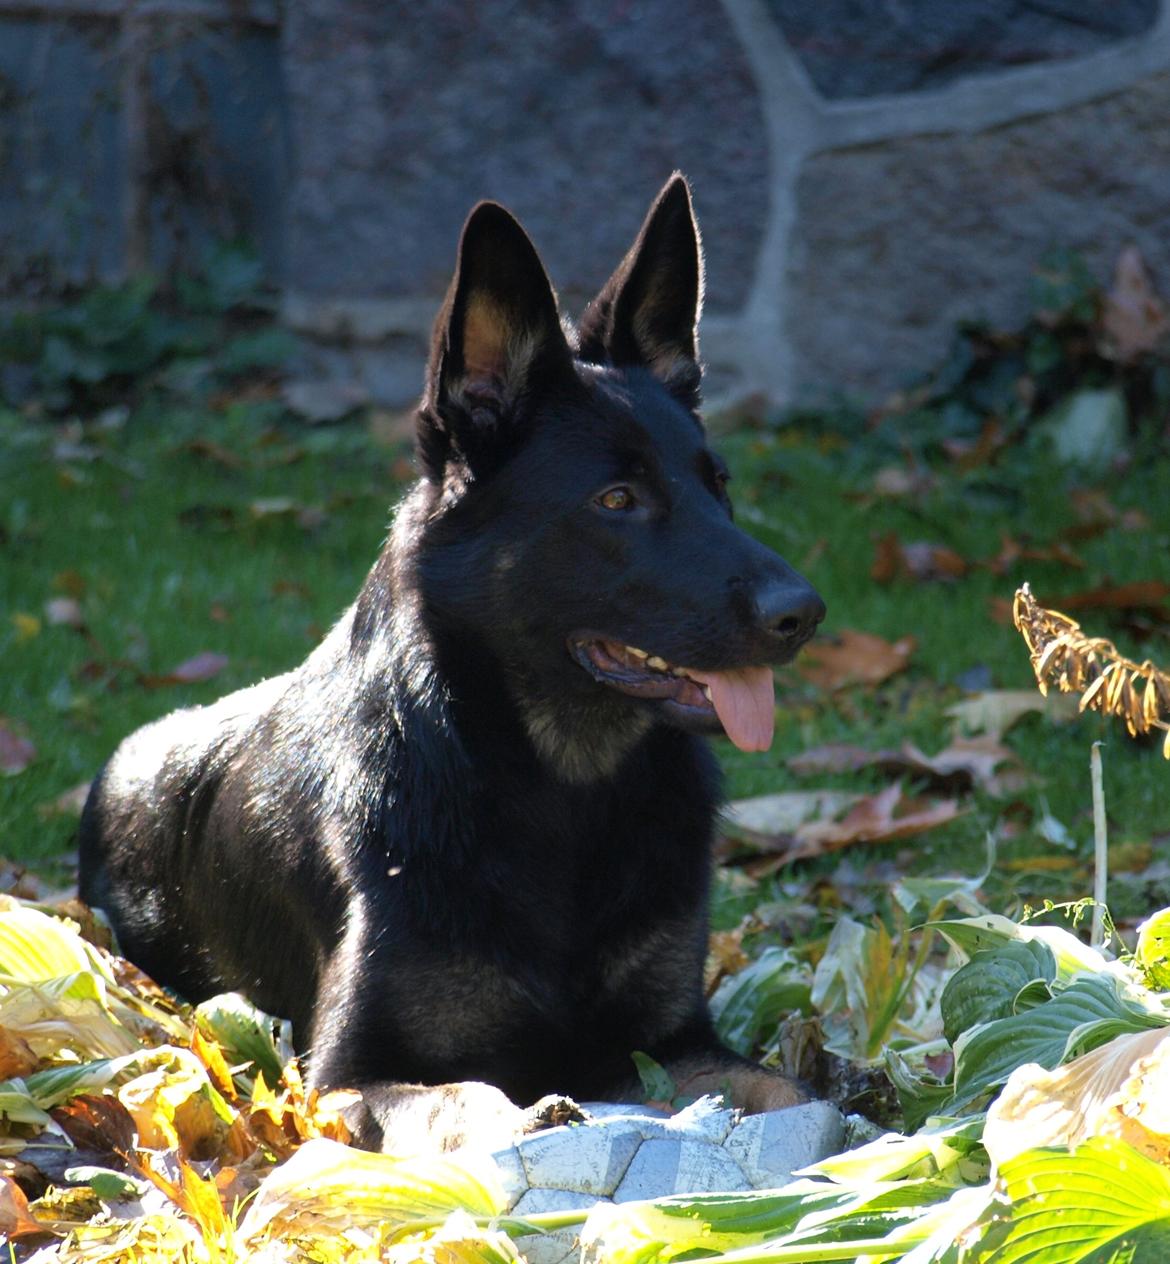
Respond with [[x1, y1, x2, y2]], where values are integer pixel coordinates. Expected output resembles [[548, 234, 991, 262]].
[[686, 665, 776, 752]]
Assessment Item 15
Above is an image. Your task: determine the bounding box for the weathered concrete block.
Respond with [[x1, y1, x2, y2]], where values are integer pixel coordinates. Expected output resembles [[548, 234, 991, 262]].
[[489, 1145, 529, 1212], [613, 1137, 749, 1203], [518, 1119, 642, 1197], [725, 1102, 846, 1188]]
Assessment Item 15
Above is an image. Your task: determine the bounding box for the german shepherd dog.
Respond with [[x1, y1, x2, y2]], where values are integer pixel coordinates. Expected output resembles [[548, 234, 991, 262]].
[[79, 175, 825, 1152]]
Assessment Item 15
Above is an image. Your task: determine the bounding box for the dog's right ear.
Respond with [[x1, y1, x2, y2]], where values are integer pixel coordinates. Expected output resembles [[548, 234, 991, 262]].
[[418, 202, 572, 480]]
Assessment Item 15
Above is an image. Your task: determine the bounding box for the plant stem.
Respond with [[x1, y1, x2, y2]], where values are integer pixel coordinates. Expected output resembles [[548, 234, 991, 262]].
[[1091, 742, 1107, 950]]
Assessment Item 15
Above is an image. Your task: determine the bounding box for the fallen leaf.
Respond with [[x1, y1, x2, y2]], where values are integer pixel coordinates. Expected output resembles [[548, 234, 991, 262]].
[[1048, 581, 1170, 613], [722, 790, 863, 841], [796, 783, 962, 853], [0, 717, 37, 774], [798, 629, 917, 691], [737, 783, 962, 876], [1100, 245, 1170, 363], [946, 689, 1080, 739], [11, 611, 41, 642], [982, 534, 1083, 575], [872, 533, 967, 584], [788, 736, 1020, 795], [185, 438, 245, 468], [142, 652, 230, 688], [0, 1026, 38, 1078], [0, 1174, 49, 1241], [44, 596, 84, 628]]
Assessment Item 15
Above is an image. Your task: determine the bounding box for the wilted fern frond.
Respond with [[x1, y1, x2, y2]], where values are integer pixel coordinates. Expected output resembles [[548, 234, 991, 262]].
[[1013, 582, 1170, 758]]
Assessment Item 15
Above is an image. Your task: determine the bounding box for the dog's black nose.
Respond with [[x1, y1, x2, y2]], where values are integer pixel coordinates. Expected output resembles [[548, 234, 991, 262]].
[[751, 578, 826, 643]]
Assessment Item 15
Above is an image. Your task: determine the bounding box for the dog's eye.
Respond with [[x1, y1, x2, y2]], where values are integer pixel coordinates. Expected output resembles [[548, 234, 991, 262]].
[[596, 486, 635, 512]]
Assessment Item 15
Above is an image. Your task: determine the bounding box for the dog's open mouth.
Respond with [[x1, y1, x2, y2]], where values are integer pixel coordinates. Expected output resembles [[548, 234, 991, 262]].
[[569, 637, 776, 752]]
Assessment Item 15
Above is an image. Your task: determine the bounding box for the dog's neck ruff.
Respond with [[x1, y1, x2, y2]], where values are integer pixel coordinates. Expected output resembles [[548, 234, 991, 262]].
[[522, 697, 653, 785]]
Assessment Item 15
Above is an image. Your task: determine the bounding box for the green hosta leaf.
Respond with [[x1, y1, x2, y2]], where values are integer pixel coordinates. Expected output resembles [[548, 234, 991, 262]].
[[195, 991, 289, 1088], [239, 1138, 507, 1242], [929, 915, 1109, 982], [940, 940, 1056, 1043], [711, 946, 812, 1056], [1136, 908, 1170, 991], [950, 972, 1168, 1112], [631, 1051, 677, 1104], [884, 1049, 960, 1133], [970, 1136, 1170, 1263]]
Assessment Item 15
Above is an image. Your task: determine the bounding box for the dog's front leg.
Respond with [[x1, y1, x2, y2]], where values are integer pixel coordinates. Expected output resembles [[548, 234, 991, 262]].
[[341, 1079, 527, 1154], [660, 1049, 807, 1115], [304, 932, 530, 1153]]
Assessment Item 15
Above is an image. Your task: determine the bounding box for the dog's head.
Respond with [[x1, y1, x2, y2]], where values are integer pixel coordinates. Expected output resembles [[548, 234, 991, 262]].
[[412, 176, 824, 765]]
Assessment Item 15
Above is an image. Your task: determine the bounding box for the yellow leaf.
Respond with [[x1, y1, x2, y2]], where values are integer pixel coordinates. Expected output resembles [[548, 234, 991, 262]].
[[10, 612, 41, 643]]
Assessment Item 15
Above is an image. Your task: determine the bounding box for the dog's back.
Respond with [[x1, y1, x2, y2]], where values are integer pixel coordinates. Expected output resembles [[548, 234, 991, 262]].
[[80, 175, 824, 1149]]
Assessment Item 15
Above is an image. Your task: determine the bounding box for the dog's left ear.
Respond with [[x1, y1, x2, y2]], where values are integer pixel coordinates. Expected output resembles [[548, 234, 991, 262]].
[[419, 201, 573, 479], [578, 173, 704, 407]]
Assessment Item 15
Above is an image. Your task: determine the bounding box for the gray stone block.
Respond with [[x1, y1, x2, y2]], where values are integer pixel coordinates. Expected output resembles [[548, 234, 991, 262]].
[[518, 1118, 642, 1196], [489, 1145, 529, 1212], [512, 1186, 602, 1215], [725, 1102, 846, 1189], [764, 0, 1158, 98], [789, 70, 1170, 403], [613, 1137, 749, 1203], [282, 1, 766, 312]]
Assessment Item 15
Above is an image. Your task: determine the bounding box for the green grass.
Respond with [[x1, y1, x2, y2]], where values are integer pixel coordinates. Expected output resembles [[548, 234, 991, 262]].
[[2, 383, 1169, 938]]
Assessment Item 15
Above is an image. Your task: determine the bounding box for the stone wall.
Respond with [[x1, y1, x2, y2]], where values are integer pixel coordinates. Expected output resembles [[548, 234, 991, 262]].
[[4, 0, 1169, 407]]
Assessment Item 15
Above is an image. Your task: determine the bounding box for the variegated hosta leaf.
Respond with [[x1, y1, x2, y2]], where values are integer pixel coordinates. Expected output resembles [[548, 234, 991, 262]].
[[984, 1026, 1170, 1167], [0, 906, 113, 985], [239, 1137, 507, 1243], [967, 1136, 1170, 1263]]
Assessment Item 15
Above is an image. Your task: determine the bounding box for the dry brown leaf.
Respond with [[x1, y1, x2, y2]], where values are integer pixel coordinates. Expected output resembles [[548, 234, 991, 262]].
[[142, 651, 230, 688], [871, 533, 968, 584], [0, 717, 36, 775], [788, 736, 1018, 795], [0, 1174, 50, 1241], [0, 1025, 38, 1078], [798, 629, 917, 691], [1051, 581, 1170, 613], [1100, 245, 1170, 362], [796, 783, 962, 851], [742, 783, 962, 876], [705, 928, 750, 994]]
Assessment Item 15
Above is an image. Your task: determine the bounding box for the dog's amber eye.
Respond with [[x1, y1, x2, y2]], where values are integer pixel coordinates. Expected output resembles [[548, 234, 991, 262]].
[[597, 487, 635, 512]]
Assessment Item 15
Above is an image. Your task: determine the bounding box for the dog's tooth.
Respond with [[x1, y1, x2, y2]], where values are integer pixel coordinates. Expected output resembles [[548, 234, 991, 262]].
[[646, 656, 669, 672], [703, 685, 713, 702], [626, 646, 648, 660]]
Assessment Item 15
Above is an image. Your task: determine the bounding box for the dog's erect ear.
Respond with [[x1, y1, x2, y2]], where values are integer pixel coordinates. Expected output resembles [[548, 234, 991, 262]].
[[578, 173, 703, 407], [419, 202, 571, 478]]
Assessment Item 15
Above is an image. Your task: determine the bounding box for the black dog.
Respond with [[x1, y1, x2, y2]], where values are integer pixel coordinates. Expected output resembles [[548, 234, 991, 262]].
[[79, 175, 825, 1151]]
